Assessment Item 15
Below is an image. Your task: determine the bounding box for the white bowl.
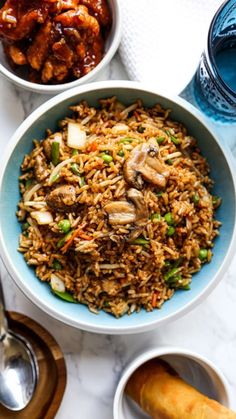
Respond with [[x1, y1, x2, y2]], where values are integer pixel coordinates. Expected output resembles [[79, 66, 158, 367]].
[[113, 346, 232, 418], [0, 0, 121, 94]]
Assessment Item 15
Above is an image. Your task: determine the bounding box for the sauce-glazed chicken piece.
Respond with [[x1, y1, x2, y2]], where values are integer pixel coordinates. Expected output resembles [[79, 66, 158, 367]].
[[46, 185, 78, 212], [0, 0, 111, 84], [0, 0, 52, 40]]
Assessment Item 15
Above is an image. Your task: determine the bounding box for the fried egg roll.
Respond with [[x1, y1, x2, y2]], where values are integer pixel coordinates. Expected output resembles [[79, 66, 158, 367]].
[[125, 359, 236, 419]]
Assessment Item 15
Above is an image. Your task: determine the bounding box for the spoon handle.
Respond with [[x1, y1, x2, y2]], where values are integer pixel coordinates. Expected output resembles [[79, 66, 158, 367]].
[[0, 278, 8, 341]]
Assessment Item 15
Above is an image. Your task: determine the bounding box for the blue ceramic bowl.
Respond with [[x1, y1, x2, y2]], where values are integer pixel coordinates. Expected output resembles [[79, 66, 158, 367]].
[[0, 81, 235, 334]]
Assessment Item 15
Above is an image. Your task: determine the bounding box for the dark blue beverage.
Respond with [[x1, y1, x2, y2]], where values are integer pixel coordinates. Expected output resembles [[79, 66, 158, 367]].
[[215, 44, 236, 92], [194, 0, 236, 122]]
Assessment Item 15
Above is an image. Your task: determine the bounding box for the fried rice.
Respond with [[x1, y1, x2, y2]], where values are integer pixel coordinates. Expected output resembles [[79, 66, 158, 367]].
[[17, 97, 221, 317]]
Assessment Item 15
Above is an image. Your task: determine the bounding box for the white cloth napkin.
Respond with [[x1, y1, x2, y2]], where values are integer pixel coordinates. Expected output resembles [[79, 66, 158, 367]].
[[119, 0, 224, 95]]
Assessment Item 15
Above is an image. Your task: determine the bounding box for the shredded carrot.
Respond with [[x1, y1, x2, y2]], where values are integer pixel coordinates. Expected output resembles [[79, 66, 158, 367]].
[[61, 225, 92, 253], [77, 232, 93, 241], [151, 291, 158, 308], [87, 141, 98, 152]]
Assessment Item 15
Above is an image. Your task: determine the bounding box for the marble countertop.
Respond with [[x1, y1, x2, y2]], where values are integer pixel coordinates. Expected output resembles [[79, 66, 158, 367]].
[[0, 54, 236, 417]]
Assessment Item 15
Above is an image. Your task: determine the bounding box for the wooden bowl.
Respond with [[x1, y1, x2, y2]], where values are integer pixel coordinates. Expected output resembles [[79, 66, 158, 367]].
[[0, 312, 67, 418]]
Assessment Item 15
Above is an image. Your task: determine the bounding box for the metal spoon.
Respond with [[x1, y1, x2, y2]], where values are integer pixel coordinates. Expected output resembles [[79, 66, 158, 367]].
[[0, 278, 38, 411]]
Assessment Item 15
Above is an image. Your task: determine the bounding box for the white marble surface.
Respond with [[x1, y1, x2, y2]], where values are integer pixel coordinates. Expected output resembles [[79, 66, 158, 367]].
[[0, 54, 236, 418]]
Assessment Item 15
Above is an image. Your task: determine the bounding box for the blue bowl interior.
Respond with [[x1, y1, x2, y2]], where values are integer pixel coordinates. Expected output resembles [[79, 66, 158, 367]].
[[0, 86, 235, 331]]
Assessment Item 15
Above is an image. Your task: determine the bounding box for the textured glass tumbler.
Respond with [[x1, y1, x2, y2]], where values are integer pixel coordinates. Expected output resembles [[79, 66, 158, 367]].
[[194, 0, 236, 122]]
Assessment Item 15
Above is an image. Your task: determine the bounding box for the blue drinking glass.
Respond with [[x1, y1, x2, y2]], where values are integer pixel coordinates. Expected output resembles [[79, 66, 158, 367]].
[[194, 0, 236, 122]]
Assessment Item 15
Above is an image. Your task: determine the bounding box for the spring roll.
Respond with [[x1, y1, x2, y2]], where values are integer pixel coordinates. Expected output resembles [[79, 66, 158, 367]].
[[125, 359, 236, 419]]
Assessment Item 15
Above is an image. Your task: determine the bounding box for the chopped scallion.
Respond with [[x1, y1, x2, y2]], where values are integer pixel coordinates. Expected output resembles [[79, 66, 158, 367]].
[[164, 267, 180, 282], [212, 195, 221, 206], [51, 141, 60, 166], [53, 290, 77, 302], [72, 149, 79, 156], [171, 136, 180, 145], [57, 231, 72, 248], [131, 238, 149, 245], [71, 163, 81, 176], [156, 136, 165, 144]]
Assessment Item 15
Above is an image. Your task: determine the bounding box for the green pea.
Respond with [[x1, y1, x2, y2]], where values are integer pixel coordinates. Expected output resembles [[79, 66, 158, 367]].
[[155, 191, 163, 197], [104, 301, 110, 308], [166, 159, 173, 165], [118, 150, 125, 157], [192, 193, 200, 205], [72, 149, 79, 156], [53, 290, 77, 303], [71, 163, 81, 176], [58, 219, 71, 234], [131, 238, 149, 245], [151, 213, 162, 222], [167, 226, 175, 236], [53, 259, 62, 270], [51, 141, 60, 166], [25, 179, 33, 189], [199, 248, 208, 261], [102, 154, 113, 164], [164, 212, 174, 226], [21, 222, 30, 231], [170, 136, 180, 145], [137, 125, 145, 133], [156, 136, 165, 144]]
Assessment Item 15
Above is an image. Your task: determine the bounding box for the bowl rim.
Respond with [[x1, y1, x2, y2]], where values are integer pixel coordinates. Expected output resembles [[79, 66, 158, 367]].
[[0, 80, 236, 334], [113, 346, 232, 418], [0, 0, 122, 94]]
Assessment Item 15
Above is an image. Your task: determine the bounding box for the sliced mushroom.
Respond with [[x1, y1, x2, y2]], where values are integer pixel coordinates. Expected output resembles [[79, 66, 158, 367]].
[[127, 188, 148, 225], [46, 185, 78, 212], [124, 138, 170, 189], [34, 154, 50, 182], [104, 201, 136, 225]]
